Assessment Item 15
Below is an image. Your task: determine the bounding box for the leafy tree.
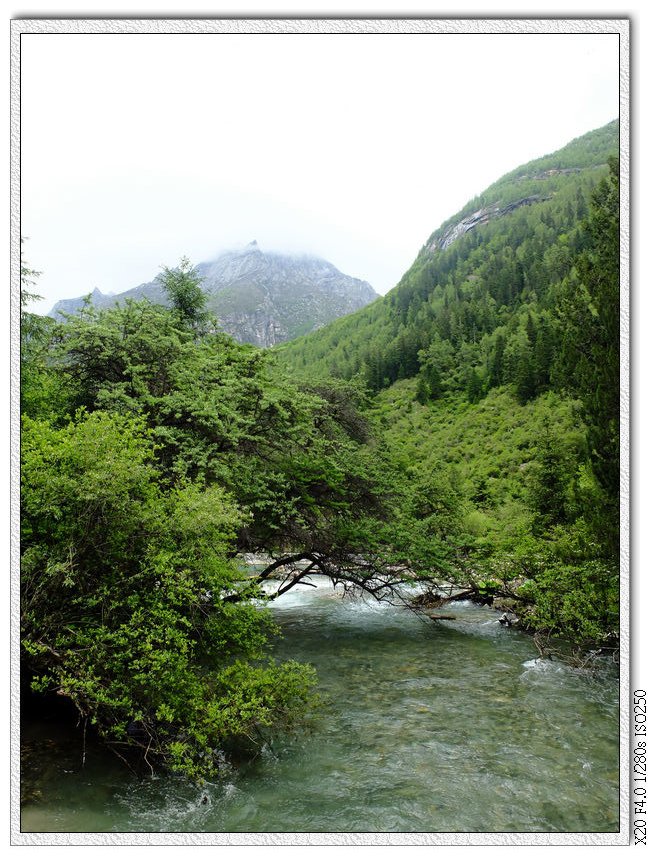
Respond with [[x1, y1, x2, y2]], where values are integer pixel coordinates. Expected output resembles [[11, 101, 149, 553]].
[[487, 330, 506, 388], [158, 256, 209, 332], [532, 315, 555, 392], [465, 367, 484, 403], [516, 523, 618, 651], [514, 340, 536, 403], [37, 297, 459, 615], [527, 435, 576, 532], [20, 242, 75, 421], [21, 410, 318, 779], [417, 335, 453, 398], [20, 238, 42, 318]]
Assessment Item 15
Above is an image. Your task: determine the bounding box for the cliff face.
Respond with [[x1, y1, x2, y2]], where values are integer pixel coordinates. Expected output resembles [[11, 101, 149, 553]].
[[49, 242, 377, 348], [426, 195, 551, 254]]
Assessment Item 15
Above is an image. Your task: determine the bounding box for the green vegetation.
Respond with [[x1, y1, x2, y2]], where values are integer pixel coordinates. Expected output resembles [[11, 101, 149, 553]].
[[280, 120, 620, 655], [278, 121, 618, 400], [370, 381, 618, 651], [20, 303, 324, 778], [21, 410, 318, 780], [20, 120, 620, 781], [158, 255, 209, 331], [20, 261, 457, 779]]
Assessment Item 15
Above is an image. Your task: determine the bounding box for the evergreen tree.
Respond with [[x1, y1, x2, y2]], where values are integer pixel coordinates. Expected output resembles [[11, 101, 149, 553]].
[[158, 256, 209, 332], [514, 341, 536, 403], [487, 331, 506, 388], [555, 158, 620, 519], [466, 367, 483, 403]]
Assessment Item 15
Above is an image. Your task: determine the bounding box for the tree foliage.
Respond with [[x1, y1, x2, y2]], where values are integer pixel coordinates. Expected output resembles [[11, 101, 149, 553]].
[[276, 122, 620, 655], [21, 409, 320, 779], [21, 281, 463, 777], [157, 255, 209, 332], [554, 158, 620, 516]]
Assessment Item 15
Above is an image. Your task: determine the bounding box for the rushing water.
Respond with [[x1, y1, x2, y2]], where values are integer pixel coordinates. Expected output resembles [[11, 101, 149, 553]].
[[20, 579, 620, 834]]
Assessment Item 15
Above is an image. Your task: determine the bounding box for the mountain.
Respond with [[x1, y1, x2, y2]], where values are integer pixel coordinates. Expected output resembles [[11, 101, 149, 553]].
[[278, 119, 619, 393], [48, 242, 378, 348], [278, 119, 620, 653]]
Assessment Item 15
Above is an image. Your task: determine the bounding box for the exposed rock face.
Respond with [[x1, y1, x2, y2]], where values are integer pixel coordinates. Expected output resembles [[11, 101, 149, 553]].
[[427, 195, 551, 254], [518, 166, 586, 182], [49, 241, 377, 348]]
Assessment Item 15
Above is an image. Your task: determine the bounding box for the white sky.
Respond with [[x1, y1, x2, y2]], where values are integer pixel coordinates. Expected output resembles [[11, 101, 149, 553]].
[[20, 27, 620, 313]]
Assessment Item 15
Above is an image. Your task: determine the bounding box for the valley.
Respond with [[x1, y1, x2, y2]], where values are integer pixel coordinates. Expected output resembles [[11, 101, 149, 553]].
[[20, 118, 622, 834]]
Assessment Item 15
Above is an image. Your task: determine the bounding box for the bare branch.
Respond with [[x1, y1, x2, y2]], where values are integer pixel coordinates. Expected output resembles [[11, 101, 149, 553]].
[[268, 561, 318, 600]]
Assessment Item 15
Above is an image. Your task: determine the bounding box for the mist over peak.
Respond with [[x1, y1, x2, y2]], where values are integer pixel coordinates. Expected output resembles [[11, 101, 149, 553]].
[[50, 245, 378, 348]]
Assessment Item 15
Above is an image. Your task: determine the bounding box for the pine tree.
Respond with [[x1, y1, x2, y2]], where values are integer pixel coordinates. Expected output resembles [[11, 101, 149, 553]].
[[158, 256, 208, 332], [556, 158, 619, 502]]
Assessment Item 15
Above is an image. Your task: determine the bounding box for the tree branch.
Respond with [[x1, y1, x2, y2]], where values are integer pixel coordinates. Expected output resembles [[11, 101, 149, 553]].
[[221, 552, 316, 603], [268, 562, 318, 600]]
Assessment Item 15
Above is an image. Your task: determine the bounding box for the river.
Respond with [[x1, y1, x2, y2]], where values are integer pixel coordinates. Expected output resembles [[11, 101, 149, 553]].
[[20, 577, 620, 835]]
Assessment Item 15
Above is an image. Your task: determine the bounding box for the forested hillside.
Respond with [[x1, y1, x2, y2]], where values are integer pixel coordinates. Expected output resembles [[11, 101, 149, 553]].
[[279, 119, 621, 654], [279, 120, 618, 403]]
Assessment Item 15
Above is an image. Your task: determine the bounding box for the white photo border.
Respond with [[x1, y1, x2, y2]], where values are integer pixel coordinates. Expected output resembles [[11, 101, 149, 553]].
[[10, 15, 631, 848]]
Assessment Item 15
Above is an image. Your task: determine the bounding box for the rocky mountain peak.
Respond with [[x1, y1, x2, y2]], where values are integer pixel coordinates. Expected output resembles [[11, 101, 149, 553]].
[[49, 245, 378, 348]]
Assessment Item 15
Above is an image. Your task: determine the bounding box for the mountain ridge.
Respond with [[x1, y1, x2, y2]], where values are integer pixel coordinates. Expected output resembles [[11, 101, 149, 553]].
[[278, 118, 619, 389], [49, 242, 378, 348]]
